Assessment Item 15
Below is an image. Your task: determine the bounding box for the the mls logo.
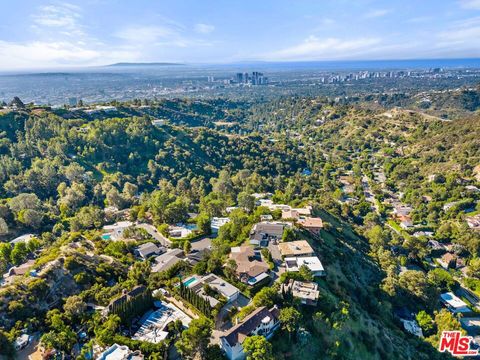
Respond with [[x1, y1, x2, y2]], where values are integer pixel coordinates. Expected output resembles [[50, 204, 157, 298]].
[[439, 331, 479, 356]]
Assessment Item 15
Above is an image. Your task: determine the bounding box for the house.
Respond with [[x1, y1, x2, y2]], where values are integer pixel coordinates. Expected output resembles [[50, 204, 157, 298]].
[[135, 242, 165, 260], [414, 231, 434, 238], [229, 246, 270, 286], [439, 253, 458, 270], [281, 206, 312, 220], [151, 119, 166, 127], [460, 318, 480, 336], [278, 240, 315, 258], [466, 214, 480, 231], [249, 222, 286, 247], [252, 192, 273, 200], [284, 256, 325, 277], [440, 292, 470, 314], [103, 221, 135, 240], [400, 319, 423, 337], [98, 344, 143, 360], [9, 234, 35, 245], [3, 259, 35, 279], [443, 201, 461, 212], [393, 204, 412, 217], [400, 218, 413, 230], [257, 199, 274, 208], [220, 306, 280, 360], [297, 217, 323, 236], [339, 176, 355, 194], [282, 209, 301, 220], [211, 217, 230, 233], [260, 214, 273, 222], [182, 274, 240, 307], [151, 249, 185, 273], [282, 280, 319, 306], [466, 185, 480, 193], [14, 334, 30, 351], [132, 301, 192, 343], [168, 224, 197, 239]]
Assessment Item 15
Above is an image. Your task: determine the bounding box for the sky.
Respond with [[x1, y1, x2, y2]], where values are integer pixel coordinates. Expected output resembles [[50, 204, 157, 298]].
[[0, 0, 480, 69]]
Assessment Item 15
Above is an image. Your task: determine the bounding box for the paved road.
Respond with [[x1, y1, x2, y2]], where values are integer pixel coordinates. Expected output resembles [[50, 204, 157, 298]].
[[137, 223, 172, 247], [457, 285, 480, 311], [268, 242, 285, 280]]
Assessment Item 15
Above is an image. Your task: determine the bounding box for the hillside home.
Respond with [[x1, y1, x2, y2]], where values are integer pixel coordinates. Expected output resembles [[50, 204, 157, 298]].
[[135, 242, 165, 260], [9, 234, 35, 245], [151, 249, 185, 273], [103, 221, 134, 240], [182, 273, 240, 307], [229, 246, 270, 286], [284, 256, 325, 277], [297, 217, 323, 236], [168, 224, 197, 239], [3, 259, 35, 279], [132, 301, 192, 343], [220, 306, 280, 360], [98, 344, 144, 360], [211, 217, 230, 233], [249, 222, 287, 247], [278, 240, 315, 258], [440, 292, 470, 314], [282, 279, 320, 306], [467, 214, 480, 231]]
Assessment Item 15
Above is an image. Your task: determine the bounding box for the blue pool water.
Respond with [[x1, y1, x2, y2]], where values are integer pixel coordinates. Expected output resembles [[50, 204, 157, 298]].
[[101, 234, 112, 240], [183, 277, 197, 286]]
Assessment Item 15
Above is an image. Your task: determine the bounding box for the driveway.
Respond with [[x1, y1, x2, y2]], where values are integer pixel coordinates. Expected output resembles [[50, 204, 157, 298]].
[[137, 223, 172, 247]]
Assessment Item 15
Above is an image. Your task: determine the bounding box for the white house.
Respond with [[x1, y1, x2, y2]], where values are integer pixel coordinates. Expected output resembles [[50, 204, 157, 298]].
[[211, 217, 230, 233], [440, 292, 470, 313], [103, 221, 134, 240], [220, 306, 280, 360], [182, 274, 240, 307], [284, 256, 325, 277], [135, 242, 164, 260], [97, 343, 143, 359], [9, 234, 35, 245]]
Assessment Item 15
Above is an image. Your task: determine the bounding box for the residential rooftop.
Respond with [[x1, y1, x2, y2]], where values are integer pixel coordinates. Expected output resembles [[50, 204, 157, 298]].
[[278, 240, 315, 257]]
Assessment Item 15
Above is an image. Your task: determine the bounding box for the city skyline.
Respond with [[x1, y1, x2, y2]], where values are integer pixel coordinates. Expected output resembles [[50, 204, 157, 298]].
[[1, 0, 480, 69]]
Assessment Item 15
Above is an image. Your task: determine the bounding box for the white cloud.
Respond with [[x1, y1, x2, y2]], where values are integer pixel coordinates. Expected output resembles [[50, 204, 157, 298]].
[[459, 0, 480, 9], [0, 40, 100, 69], [365, 9, 391, 18], [194, 23, 215, 34], [262, 35, 382, 61], [438, 17, 480, 45], [115, 25, 178, 44], [31, 3, 85, 38]]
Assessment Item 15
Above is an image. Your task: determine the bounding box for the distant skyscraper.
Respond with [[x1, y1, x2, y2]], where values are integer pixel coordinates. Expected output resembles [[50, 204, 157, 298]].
[[235, 73, 243, 83]]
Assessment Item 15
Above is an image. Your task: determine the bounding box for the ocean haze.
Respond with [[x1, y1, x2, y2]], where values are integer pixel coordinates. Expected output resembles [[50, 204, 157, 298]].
[[1, 58, 480, 106]]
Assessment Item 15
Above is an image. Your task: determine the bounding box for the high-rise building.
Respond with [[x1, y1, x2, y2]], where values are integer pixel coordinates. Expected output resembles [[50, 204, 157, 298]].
[[68, 97, 78, 107], [235, 73, 243, 83]]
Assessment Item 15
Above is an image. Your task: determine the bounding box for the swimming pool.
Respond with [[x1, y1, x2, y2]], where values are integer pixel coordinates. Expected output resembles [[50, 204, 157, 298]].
[[183, 277, 197, 287], [101, 234, 112, 240]]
